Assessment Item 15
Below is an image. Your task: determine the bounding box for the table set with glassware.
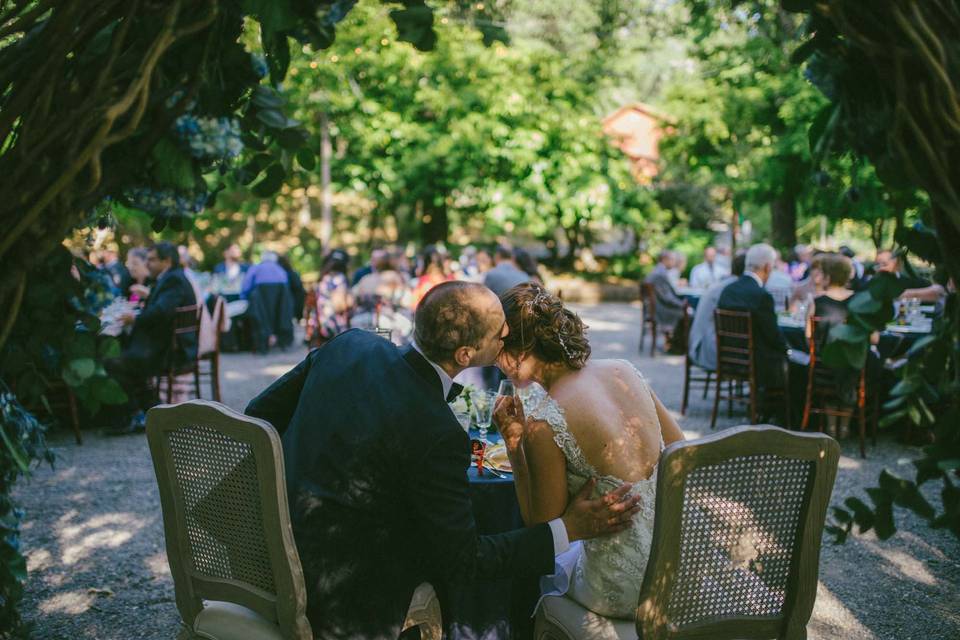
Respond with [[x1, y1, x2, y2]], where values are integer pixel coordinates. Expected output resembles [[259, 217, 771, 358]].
[[444, 380, 529, 639], [777, 296, 936, 359]]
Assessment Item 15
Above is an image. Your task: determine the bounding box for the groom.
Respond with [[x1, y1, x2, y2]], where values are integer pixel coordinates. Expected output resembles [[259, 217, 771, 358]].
[[246, 281, 641, 639]]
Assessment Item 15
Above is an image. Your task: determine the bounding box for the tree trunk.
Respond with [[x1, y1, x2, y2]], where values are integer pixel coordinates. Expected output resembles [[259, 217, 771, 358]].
[[319, 112, 333, 250], [770, 194, 797, 250], [420, 203, 448, 245]]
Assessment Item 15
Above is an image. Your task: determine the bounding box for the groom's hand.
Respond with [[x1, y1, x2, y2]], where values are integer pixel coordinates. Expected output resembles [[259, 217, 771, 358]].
[[561, 479, 642, 542]]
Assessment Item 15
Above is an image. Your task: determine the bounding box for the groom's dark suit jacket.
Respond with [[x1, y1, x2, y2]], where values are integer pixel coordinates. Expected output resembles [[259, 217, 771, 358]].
[[246, 329, 554, 639]]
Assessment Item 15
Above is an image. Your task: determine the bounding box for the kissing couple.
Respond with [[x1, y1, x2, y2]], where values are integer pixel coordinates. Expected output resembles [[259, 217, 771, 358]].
[[247, 280, 683, 639]]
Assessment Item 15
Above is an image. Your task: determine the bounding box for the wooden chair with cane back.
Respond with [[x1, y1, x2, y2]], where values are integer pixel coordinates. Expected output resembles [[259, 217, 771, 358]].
[[533, 425, 840, 640], [801, 316, 876, 458], [147, 400, 442, 640]]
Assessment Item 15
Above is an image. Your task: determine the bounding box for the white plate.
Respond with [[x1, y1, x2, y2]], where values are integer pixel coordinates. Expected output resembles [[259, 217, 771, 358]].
[[885, 324, 932, 334]]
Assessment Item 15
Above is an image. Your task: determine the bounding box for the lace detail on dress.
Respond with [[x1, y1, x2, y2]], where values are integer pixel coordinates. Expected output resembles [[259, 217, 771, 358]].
[[524, 361, 666, 619], [521, 384, 599, 480]]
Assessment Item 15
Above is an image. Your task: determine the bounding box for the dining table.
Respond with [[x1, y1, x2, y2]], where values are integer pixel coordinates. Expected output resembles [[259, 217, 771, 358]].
[[439, 430, 532, 640], [777, 315, 933, 360], [677, 286, 705, 310]]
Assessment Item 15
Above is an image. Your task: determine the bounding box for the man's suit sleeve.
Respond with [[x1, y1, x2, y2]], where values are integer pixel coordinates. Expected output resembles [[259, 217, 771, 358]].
[[653, 273, 684, 309], [245, 354, 312, 436], [754, 290, 787, 354], [135, 279, 181, 329], [409, 428, 554, 583]]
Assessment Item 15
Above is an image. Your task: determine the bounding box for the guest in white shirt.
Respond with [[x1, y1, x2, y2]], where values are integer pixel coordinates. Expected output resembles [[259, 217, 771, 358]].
[[689, 246, 730, 290]]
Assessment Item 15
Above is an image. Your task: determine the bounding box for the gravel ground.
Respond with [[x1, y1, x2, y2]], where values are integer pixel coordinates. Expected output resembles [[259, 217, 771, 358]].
[[14, 303, 960, 639]]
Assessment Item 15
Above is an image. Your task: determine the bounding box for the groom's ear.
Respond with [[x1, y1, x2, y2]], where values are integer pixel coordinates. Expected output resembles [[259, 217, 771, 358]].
[[453, 345, 473, 368]]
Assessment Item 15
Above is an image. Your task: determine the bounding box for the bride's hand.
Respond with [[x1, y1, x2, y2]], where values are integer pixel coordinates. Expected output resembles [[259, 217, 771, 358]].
[[493, 394, 525, 448]]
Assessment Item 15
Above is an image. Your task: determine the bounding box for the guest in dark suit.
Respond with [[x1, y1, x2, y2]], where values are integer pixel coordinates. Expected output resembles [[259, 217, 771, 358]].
[[246, 281, 641, 640], [718, 243, 791, 413], [107, 242, 197, 433]]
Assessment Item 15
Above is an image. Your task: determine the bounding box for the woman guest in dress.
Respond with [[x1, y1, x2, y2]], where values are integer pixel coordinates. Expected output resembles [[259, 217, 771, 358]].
[[310, 249, 353, 344], [410, 245, 453, 309], [493, 283, 684, 618]]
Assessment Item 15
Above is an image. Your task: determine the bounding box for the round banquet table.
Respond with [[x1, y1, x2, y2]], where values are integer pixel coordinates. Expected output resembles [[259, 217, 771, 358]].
[[439, 432, 532, 640], [779, 322, 929, 360]]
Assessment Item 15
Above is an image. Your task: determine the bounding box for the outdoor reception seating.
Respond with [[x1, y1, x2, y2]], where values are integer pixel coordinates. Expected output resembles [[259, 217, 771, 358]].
[[145, 400, 441, 640], [534, 425, 840, 640]]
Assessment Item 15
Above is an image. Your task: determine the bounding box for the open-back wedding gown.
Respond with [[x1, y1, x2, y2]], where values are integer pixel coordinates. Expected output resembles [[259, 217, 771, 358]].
[[521, 362, 664, 619]]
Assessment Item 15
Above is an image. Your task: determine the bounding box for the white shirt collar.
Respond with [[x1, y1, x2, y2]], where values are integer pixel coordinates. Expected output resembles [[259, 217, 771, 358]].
[[411, 340, 455, 401], [745, 271, 764, 288]]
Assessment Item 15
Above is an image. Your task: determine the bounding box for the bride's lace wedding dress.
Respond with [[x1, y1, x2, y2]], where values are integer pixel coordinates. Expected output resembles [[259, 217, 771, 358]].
[[521, 363, 664, 619]]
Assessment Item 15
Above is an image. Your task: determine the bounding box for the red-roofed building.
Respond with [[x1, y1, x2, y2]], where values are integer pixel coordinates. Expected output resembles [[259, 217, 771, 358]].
[[602, 103, 666, 184]]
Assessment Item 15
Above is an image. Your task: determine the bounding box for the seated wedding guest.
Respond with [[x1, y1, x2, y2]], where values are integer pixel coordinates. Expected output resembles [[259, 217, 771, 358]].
[[493, 283, 684, 619], [689, 246, 730, 290], [212, 243, 248, 300], [789, 243, 813, 281], [484, 245, 530, 297], [688, 252, 746, 370], [514, 247, 544, 284], [277, 254, 306, 321], [875, 249, 947, 302], [718, 243, 793, 419], [177, 244, 204, 305], [839, 245, 867, 289], [310, 249, 352, 343], [410, 245, 453, 309], [243, 250, 294, 352], [644, 250, 685, 352], [99, 245, 131, 294], [124, 247, 152, 303], [350, 248, 386, 286], [245, 282, 641, 638], [353, 250, 409, 302], [106, 242, 197, 434], [765, 252, 795, 311], [667, 251, 687, 288]]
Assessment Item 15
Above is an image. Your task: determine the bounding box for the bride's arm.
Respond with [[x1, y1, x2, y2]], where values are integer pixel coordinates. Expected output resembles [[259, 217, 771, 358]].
[[496, 397, 568, 526], [652, 391, 685, 444], [517, 418, 568, 525]]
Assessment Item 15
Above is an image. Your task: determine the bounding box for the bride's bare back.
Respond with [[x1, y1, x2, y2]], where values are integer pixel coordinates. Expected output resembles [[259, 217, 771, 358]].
[[549, 359, 683, 483]]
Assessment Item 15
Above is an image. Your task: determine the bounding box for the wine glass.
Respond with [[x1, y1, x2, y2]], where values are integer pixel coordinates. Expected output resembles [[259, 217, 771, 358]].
[[472, 391, 496, 444], [497, 379, 516, 399]]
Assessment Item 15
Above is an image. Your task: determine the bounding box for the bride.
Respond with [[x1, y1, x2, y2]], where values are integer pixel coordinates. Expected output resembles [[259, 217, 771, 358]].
[[493, 283, 684, 619]]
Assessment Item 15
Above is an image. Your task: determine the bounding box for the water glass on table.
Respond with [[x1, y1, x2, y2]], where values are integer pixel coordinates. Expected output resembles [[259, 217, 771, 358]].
[[472, 390, 496, 444]]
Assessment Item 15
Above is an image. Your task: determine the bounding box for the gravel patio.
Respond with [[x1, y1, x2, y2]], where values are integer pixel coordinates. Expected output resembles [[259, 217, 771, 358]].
[[14, 302, 960, 639]]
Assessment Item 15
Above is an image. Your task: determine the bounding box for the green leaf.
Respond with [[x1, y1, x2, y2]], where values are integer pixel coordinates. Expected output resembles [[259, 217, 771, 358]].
[[151, 138, 198, 191], [251, 164, 286, 198], [847, 291, 882, 315], [97, 338, 120, 360], [906, 335, 938, 359], [251, 86, 285, 110], [296, 148, 316, 171], [67, 358, 95, 382], [0, 424, 30, 474], [831, 506, 852, 523], [66, 333, 96, 359], [242, 0, 296, 36], [90, 377, 128, 405], [256, 108, 291, 130], [937, 459, 960, 471], [276, 127, 308, 149], [889, 376, 922, 397]]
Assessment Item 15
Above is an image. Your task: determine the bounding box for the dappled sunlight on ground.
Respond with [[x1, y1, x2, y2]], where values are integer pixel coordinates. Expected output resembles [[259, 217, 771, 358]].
[[8, 303, 958, 639], [39, 590, 97, 615]]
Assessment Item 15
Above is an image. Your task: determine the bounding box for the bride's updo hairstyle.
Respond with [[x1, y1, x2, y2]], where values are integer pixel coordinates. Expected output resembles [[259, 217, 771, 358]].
[[500, 282, 591, 369]]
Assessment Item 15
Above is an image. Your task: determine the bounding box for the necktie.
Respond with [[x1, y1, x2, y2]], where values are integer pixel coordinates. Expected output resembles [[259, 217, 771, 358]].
[[446, 382, 464, 403]]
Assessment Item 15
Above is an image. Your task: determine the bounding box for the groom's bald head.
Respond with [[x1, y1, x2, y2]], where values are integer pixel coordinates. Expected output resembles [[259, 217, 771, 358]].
[[414, 281, 505, 368]]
